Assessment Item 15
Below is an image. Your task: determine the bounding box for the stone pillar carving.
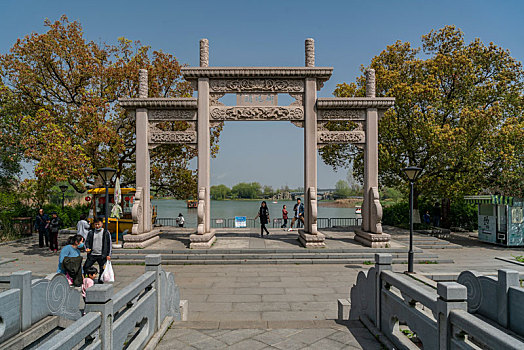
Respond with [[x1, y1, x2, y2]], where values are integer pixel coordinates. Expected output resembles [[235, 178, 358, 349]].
[[139, 69, 148, 98], [190, 78, 216, 248], [355, 69, 390, 247], [136, 70, 151, 233], [305, 38, 315, 67], [200, 39, 209, 68], [299, 77, 325, 247]]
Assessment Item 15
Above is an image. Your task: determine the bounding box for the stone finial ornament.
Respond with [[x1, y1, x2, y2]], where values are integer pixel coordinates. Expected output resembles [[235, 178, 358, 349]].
[[200, 39, 209, 67], [138, 69, 148, 98], [365, 68, 375, 98], [305, 38, 315, 67]]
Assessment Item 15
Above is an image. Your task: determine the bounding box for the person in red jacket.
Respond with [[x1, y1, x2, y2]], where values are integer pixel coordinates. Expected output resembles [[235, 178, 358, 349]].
[[281, 205, 288, 229]]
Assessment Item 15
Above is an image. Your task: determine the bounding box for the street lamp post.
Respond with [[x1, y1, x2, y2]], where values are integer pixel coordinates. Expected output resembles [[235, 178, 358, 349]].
[[59, 185, 68, 209], [402, 166, 422, 273], [98, 168, 117, 234]]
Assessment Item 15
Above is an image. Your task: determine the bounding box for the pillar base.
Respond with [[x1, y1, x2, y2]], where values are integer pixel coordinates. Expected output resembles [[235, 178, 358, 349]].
[[298, 230, 325, 248], [122, 229, 161, 248], [189, 230, 216, 249], [354, 229, 391, 248]]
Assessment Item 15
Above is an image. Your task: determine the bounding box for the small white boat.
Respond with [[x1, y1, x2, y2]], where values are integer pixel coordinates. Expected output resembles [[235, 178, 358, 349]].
[[272, 201, 278, 204], [355, 207, 362, 215]]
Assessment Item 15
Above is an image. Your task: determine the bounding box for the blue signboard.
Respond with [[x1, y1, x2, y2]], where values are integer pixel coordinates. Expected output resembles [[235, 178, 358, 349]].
[[235, 216, 247, 228]]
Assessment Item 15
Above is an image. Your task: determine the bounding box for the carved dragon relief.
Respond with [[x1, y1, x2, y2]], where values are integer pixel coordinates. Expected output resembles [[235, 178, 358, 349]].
[[317, 131, 365, 144], [210, 79, 304, 92], [210, 106, 304, 121], [149, 131, 197, 144]]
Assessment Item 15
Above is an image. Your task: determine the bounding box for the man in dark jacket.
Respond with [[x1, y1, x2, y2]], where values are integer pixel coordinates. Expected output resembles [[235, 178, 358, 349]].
[[34, 208, 50, 248], [48, 212, 61, 252], [83, 217, 112, 283]]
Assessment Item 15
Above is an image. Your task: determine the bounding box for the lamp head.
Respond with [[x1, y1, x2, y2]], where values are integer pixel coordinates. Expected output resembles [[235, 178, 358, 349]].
[[59, 185, 68, 193], [402, 166, 422, 182], [98, 167, 117, 184]]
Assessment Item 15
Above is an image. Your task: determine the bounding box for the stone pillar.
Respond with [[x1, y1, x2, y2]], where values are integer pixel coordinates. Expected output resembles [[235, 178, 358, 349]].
[[10, 271, 32, 331], [354, 69, 390, 247], [190, 39, 216, 248], [298, 38, 325, 248], [374, 254, 392, 331], [136, 69, 151, 233], [85, 284, 114, 350], [497, 269, 519, 328]]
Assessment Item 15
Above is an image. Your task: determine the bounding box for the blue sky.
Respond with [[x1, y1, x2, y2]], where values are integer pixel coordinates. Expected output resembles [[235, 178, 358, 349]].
[[1, 0, 523, 188]]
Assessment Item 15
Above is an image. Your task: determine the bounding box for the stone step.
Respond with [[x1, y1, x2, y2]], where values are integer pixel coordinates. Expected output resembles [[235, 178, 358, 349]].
[[112, 257, 453, 265], [110, 252, 440, 261], [414, 245, 462, 249], [113, 247, 422, 255]]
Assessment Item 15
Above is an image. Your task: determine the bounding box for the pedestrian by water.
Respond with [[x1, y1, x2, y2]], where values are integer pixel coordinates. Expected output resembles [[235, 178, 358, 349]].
[[254, 201, 270, 237], [48, 212, 61, 252], [281, 205, 288, 229], [84, 217, 112, 284], [82, 266, 98, 301], [176, 213, 185, 227], [34, 208, 50, 248], [288, 198, 304, 231], [76, 213, 91, 240]]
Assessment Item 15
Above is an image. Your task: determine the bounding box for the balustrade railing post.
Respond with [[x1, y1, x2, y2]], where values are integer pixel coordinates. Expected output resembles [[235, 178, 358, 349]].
[[374, 254, 392, 330], [85, 284, 114, 350], [436, 282, 467, 350], [10, 271, 32, 331], [145, 254, 162, 331], [497, 269, 519, 328]]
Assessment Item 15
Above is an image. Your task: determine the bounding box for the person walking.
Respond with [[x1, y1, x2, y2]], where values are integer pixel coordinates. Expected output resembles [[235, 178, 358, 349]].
[[84, 217, 112, 284], [281, 205, 288, 229], [76, 213, 91, 240], [176, 213, 185, 227], [48, 212, 61, 252], [254, 201, 270, 237], [288, 198, 304, 231], [34, 208, 50, 248]]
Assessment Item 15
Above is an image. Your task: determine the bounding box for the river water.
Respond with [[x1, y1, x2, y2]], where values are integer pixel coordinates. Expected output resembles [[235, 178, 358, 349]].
[[152, 199, 357, 227]]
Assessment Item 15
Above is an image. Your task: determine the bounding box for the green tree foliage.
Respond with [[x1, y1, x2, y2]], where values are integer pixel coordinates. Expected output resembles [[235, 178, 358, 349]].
[[321, 26, 524, 200], [231, 182, 262, 199], [334, 180, 351, 198], [210, 184, 231, 200], [1, 16, 222, 201]]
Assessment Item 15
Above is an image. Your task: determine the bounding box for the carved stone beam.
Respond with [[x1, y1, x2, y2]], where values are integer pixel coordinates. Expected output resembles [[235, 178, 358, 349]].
[[317, 131, 365, 145], [210, 106, 304, 121], [316, 97, 395, 110], [209, 79, 304, 93], [149, 131, 197, 145], [118, 98, 198, 109], [148, 109, 197, 121], [318, 109, 366, 121]]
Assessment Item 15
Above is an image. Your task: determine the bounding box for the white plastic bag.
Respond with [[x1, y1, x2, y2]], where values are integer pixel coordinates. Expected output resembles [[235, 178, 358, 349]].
[[101, 261, 115, 283]]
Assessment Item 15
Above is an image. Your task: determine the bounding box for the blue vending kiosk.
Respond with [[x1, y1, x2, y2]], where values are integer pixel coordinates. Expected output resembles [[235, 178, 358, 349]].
[[465, 195, 524, 247]]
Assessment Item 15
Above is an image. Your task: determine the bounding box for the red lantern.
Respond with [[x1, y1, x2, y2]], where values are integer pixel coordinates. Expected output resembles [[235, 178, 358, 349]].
[[124, 197, 129, 201], [85, 196, 91, 202]]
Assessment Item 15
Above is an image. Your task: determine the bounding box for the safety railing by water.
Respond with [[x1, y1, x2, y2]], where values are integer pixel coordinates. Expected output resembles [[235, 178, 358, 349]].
[[155, 217, 362, 228], [341, 254, 524, 349]]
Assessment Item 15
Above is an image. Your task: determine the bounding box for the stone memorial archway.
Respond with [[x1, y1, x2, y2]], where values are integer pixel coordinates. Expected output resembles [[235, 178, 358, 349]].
[[119, 39, 394, 249]]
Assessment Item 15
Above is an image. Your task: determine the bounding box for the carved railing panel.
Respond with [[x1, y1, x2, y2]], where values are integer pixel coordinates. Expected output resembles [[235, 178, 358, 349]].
[[210, 106, 304, 121], [149, 131, 197, 145]]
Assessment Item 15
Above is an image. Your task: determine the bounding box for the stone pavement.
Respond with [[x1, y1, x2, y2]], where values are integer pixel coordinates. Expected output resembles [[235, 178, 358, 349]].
[[158, 320, 382, 349]]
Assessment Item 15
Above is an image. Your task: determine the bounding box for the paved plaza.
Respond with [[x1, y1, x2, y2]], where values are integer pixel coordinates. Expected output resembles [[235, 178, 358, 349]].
[[1, 228, 524, 348]]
